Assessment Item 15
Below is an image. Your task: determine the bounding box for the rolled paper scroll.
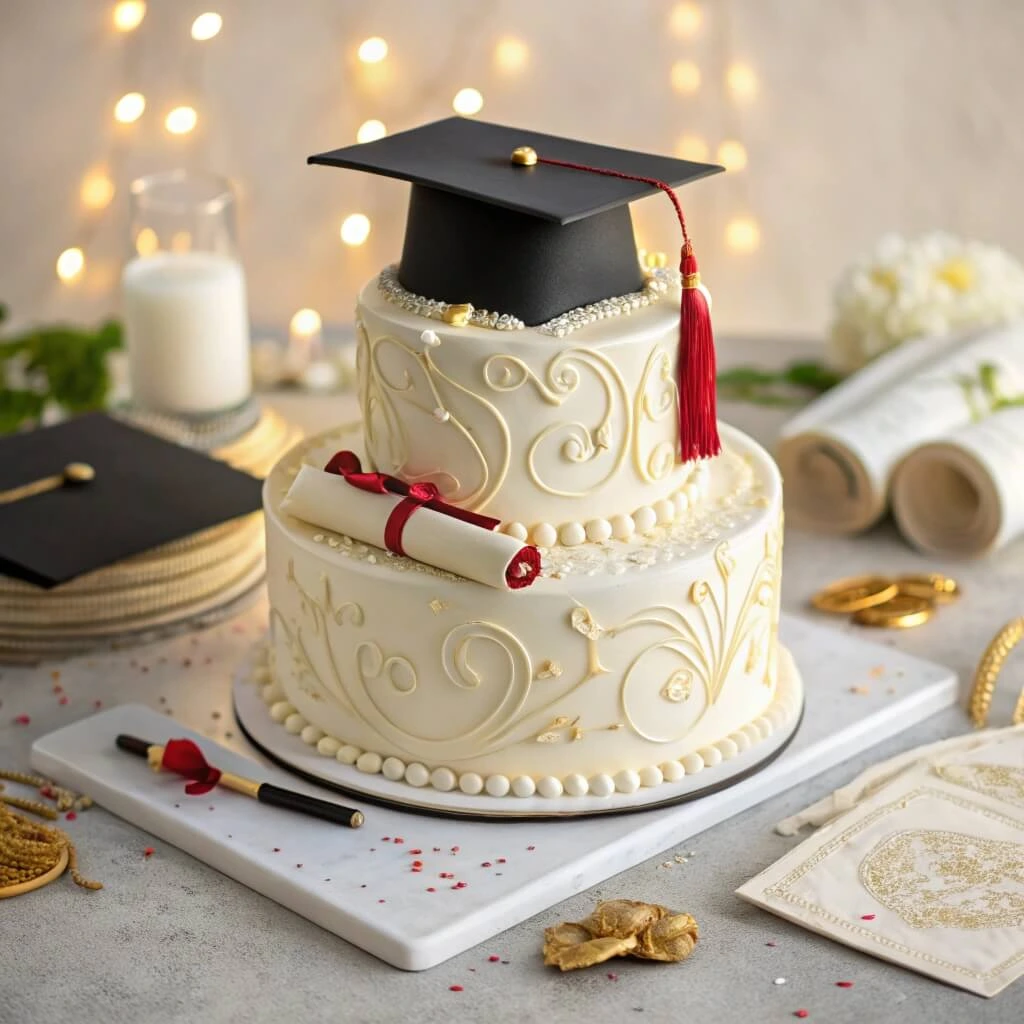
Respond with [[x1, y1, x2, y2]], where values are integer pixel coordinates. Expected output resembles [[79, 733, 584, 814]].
[[891, 405, 1024, 556], [282, 461, 542, 591], [778, 323, 1024, 534]]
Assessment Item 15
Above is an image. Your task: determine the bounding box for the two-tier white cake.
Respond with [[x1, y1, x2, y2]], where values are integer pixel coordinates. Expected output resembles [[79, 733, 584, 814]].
[[253, 269, 800, 810]]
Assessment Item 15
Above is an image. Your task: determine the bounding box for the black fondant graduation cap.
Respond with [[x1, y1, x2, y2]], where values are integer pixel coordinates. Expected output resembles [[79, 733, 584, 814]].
[[309, 116, 723, 325], [0, 413, 263, 588]]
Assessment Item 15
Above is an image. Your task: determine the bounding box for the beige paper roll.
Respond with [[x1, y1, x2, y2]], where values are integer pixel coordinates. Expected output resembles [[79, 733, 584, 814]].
[[778, 324, 1024, 534], [891, 406, 1024, 556], [282, 465, 540, 590]]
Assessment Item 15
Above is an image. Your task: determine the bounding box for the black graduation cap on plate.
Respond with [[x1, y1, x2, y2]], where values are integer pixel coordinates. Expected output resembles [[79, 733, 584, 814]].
[[0, 413, 264, 588], [309, 117, 723, 325]]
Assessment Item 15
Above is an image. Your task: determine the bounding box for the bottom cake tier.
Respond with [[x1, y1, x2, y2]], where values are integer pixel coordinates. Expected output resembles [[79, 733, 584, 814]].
[[258, 421, 797, 808]]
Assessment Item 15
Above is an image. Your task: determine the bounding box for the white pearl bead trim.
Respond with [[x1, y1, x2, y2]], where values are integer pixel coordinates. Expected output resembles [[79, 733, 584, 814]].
[[253, 641, 796, 800], [507, 466, 711, 550]]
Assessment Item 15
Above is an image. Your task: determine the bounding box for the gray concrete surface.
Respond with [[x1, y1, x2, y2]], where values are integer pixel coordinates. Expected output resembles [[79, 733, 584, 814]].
[[2, 341, 1022, 1023]]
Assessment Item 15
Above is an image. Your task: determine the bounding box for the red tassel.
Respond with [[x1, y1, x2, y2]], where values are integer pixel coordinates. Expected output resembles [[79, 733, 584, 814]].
[[529, 154, 721, 463], [679, 244, 720, 461]]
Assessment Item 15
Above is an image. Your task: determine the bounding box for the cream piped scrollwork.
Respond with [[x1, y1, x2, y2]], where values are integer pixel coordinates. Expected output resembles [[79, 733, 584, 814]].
[[483, 348, 631, 498], [568, 530, 781, 744], [358, 322, 510, 510], [632, 347, 680, 483]]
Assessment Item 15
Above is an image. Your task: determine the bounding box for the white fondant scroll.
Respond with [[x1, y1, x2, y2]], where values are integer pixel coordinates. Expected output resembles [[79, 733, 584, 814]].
[[282, 465, 540, 591]]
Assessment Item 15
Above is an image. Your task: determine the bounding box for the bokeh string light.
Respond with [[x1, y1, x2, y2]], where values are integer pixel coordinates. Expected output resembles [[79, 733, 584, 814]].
[[190, 12, 223, 41], [356, 119, 387, 144], [112, 1, 146, 32], [452, 87, 484, 116], [340, 214, 371, 247]]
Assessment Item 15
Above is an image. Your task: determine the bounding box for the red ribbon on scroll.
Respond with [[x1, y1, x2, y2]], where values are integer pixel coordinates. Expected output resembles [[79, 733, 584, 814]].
[[161, 738, 223, 795], [323, 451, 540, 590]]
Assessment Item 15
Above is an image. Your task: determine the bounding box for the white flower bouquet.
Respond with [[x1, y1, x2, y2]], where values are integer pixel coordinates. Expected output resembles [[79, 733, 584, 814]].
[[829, 232, 1024, 372]]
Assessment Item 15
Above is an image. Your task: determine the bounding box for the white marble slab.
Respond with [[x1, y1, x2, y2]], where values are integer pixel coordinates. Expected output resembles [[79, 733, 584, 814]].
[[31, 615, 956, 971]]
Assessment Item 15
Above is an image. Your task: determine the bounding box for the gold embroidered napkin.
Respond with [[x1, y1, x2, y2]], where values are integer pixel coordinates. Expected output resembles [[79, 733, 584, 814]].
[[737, 727, 1024, 997]]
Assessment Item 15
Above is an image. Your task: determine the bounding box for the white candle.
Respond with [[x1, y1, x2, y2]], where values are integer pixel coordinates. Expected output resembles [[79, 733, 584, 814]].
[[122, 251, 252, 416]]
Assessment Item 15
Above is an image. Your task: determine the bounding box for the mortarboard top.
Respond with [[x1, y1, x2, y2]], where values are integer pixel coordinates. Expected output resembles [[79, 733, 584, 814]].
[[309, 117, 723, 325], [0, 413, 263, 588]]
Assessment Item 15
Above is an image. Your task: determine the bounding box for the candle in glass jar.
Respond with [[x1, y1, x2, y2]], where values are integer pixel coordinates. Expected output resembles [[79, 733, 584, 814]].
[[122, 250, 252, 416]]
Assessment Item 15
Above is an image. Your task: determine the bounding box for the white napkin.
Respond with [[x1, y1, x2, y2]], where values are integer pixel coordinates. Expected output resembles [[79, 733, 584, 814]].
[[738, 726, 1024, 997]]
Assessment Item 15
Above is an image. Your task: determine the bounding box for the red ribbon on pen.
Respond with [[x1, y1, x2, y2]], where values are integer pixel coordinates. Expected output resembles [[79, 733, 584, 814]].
[[161, 738, 223, 795]]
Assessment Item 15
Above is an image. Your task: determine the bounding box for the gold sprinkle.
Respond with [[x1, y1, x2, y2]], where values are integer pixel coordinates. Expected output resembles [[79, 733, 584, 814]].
[[535, 660, 563, 680], [571, 726, 584, 742], [849, 685, 871, 695], [429, 598, 449, 614]]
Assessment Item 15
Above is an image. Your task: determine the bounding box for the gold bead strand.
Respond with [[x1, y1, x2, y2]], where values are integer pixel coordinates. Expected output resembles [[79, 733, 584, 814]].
[[968, 616, 1024, 727]]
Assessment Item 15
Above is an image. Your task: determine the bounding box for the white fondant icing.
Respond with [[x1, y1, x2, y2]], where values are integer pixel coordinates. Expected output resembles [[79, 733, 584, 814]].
[[654, 498, 675, 525], [585, 518, 613, 543], [336, 745, 361, 766], [261, 682, 284, 704], [405, 763, 430, 787], [356, 751, 382, 774], [511, 775, 537, 798], [316, 736, 341, 757], [610, 513, 635, 540], [730, 730, 751, 753], [559, 522, 587, 547], [589, 774, 615, 798], [485, 774, 511, 797], [614, 769, 641, 794], [284, 713, 306, 735], [531, 522, 557, 548], [563, 773, 589, 797], [715, 737, 740, 760], [638, 765, 664, 788], [680, 753, 704, 775], [661, 760, 686, 782], [699, 746, 723, 767], [430, 767, 457, 792], [536, 776, 564, 799], [269, 701, 293, 723], [632, 506, 657, 534], [504, 522, 529, 542], [300, 725, 324, 746], [458, 772, 484, 795], [382, 756, 406, 781]]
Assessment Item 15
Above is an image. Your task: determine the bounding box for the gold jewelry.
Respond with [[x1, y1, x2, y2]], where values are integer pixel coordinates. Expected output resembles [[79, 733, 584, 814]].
[[968, 617, 1024, 727], [896, 573, 961, 603], [0, 771, 101, 896], [510, 145, 538, 166], [811, 576, 899, 614], [853, 594, 935, 629]]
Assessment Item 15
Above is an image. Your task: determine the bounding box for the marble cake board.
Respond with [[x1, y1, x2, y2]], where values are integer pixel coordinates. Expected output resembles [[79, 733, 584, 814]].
[[31, 615, 957, 972]]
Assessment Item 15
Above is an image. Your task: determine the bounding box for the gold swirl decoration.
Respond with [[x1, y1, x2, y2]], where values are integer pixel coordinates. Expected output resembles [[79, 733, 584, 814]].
[[568, 529, 781, 744], [632, 347, 680, 483], [484, 349, 631, 498], [358, 322, 510, 511], [274, 562, 538, 761]]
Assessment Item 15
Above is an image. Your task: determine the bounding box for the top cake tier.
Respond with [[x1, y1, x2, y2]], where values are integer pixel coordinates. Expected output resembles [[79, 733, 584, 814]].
[[356, 266, 706, 545]]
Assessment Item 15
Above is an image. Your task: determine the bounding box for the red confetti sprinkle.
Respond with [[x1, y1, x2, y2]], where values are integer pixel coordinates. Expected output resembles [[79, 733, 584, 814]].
[[450, 845, 460, 853], [453, 881, 468, 889], [497, 857, 507, 864], [449, 985, 463, 992], [794, 1012, 809, 1020], [607, 972, 618, 981], [58, 696, 69, 706], [426, 887, 436, 893], [766, 941, 777, 947], [360, 884, 367, 888], [65, 811, 77, 821], [410, 848, 423, 855], [488, 955, 500, 963], [382, 836, 391, 842], [411, 867, 422, 873], [273, 847, 281, 853], [208, 806, 215, 811], [39, 786, 54, 798], [93, 700, 103, 709], [433, 846, 442, 852], [14, 714, 30, 726], [296, 864, 303, 869], [143, 847, 155, 858], [52, 683, 63, 693], [378, 898, 386, 904], [836, 981, 854, 989], [394, 837, 405, 844], [860, 914, 876, 921], [527, 845, 536, 851], [481, 861, 492, 868], [412, 860, 424, 867]]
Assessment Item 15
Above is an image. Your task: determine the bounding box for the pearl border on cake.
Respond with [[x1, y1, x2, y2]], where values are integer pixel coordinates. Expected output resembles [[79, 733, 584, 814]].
[[500, 463, 710, 548], [250, 645, 801, 801]]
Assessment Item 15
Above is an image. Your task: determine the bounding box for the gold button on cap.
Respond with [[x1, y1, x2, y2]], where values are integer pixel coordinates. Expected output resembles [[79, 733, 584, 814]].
[[511, 146, 538, 166]]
